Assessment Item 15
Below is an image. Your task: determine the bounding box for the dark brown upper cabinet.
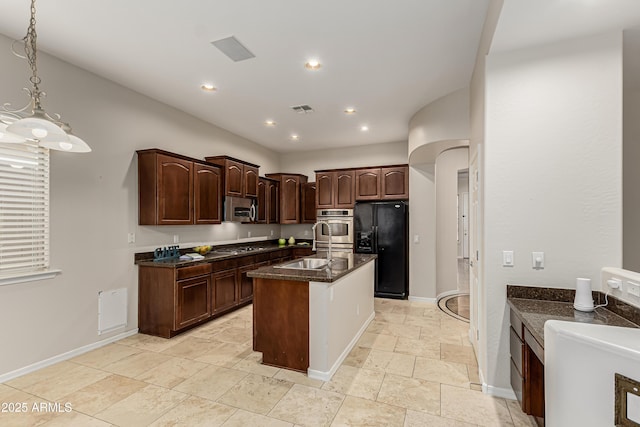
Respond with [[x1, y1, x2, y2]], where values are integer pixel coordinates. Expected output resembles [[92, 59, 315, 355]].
[[355, 168, 382, 200], [380, 166, 409, 200], [256, 177, 279, 224], [138, 149, 222, 225], [194, 163, 223, 224], [301, 182, 317, 223], [265, 173, 308, 224], [205, 156, 260, 198], [355, 165, 409, 201], [315, 170, 355, 209]]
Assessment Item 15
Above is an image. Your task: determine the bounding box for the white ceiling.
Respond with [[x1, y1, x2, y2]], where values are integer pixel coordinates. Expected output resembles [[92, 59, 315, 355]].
[[0, 0, 490, 153], [3, 1, 640, 154]]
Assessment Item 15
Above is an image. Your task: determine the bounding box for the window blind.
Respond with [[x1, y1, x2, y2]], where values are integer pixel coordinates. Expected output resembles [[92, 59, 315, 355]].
[[0, 141, 49, 276]]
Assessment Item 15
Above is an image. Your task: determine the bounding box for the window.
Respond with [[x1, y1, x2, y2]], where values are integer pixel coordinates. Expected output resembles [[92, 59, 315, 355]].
[[0, 140, 51, 281]]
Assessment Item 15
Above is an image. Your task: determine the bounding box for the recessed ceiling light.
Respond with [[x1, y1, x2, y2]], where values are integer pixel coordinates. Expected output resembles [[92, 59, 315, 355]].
[[304, 59, 322, 70], [290, 134, 300, 141], [344, 107, 357, 114], [201, 83, 216, 92], [360, 125, 369, 132], [264, 120, 277, 126]]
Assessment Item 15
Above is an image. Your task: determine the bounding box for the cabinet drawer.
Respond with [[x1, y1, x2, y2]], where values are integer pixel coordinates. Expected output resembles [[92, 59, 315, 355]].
[[211, 259, 237, 272], [255, 253, 270, 263], [510, 309, 524, 340], [270, 249, 289, 260], [236, 255, 256, 267], [510, 326, 524, 375], [176, 263, 212, 280], [510, 358, 525, 409]]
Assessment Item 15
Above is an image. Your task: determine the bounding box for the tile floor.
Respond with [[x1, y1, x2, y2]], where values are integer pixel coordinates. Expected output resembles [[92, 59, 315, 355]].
[[0, 298, 536, 426]]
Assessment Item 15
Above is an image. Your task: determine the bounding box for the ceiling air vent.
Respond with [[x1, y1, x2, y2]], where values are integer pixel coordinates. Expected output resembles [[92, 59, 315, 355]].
[[211, 36, 255, 62], [291, 104, 314, 114]]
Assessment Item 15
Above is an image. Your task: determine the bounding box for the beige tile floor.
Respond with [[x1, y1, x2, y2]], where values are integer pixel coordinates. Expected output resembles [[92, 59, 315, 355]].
[[0, 298, 536, 426]]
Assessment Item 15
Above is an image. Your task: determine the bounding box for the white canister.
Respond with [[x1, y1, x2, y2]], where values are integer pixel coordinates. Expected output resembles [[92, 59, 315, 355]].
[[574, 277, 595, 312]]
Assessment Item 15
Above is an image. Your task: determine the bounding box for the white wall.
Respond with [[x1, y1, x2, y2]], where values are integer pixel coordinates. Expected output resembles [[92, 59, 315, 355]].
[[408, 87, 470, 158], [436, 148, 469, 297], [482, 32, 623, 393], [408, 164, 437, 300], [407, 89, 471, 302], [0, 33, 283, 377], [623, 30, 640, 272], [279, 141, 408, 179]]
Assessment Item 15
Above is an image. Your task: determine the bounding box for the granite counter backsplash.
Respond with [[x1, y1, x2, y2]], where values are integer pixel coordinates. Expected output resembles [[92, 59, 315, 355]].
[[507, 285, 640, 347]]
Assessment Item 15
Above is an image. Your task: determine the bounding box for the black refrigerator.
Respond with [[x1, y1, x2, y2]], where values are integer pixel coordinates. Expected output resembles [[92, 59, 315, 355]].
[[354, 200, 408, 299]]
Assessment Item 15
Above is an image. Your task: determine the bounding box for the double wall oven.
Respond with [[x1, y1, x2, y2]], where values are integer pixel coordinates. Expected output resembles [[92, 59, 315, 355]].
[[315, 209, 354, 257]]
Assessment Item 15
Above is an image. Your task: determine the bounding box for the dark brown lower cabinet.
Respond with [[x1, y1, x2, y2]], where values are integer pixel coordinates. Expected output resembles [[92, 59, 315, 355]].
[[176, 275, 211, 329], [138, 247, 312, 338], [510, 309, 545, 426], [253, 277, 309, 372], [212, 268, 238, 314]]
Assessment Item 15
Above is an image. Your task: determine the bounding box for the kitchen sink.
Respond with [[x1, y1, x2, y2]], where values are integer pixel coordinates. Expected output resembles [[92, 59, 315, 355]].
[[274, 258, 331, 270]]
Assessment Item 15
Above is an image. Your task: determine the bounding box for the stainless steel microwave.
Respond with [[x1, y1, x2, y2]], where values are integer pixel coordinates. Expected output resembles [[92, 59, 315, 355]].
[[224, 196, 256, 223]]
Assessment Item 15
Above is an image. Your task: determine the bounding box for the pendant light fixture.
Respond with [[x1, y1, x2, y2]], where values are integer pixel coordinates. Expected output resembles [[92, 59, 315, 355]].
[[0, 0, 91, 153]]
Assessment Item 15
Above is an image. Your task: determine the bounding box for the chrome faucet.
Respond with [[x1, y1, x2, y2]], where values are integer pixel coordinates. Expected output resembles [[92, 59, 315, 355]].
[[312, 221, 332, 262]]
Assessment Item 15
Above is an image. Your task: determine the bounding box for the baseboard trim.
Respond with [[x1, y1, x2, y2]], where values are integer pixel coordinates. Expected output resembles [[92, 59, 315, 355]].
[[408, 296, 437, 304], [0, 328, 139, 383], [483, 383, 517, 400], [308, 310, 375, 382]]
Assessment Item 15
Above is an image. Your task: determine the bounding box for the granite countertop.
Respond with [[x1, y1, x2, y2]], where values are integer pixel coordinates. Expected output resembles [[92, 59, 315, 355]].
[[507, 285, 640, 347], [135, 242, 313, 268], [247, 253, 377, 283]]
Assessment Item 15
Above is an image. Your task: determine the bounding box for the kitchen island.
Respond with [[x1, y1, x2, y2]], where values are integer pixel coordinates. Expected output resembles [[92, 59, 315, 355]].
[[248, 254, 377, 381]]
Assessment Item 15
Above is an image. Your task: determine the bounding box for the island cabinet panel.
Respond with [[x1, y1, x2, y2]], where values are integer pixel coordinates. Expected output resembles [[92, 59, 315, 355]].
[[194, 163, 222, 224], [253, 278, 309, 372], [301, 182, 317, 223], [205, 156, 260, 198], [355, 168, 381, 200], [266, 173, 308, 224], [380, 166, 409, 199]]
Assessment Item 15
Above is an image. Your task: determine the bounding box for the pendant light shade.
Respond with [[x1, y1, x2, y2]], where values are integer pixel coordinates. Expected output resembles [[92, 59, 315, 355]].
[[40, 133, 91, 153], [7, 117, 69, 143], [0, 123, 27, 143], [0, 0, 91, 153]]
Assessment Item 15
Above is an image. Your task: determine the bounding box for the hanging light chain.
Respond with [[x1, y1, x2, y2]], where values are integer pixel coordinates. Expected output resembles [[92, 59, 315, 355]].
[[24, 0, 43, 111]]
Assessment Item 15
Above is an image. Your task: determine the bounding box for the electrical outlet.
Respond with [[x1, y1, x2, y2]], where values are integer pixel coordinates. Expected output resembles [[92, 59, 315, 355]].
[[248, 231, 251, 238], [173, 235, 179, 244], [127, 233, 135, 243], [627, 281, 640, 297]]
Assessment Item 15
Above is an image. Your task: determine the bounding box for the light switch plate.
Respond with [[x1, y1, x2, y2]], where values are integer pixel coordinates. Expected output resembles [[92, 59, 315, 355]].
[[532, 252, 545, 269], [503, 251, 514, 267]]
